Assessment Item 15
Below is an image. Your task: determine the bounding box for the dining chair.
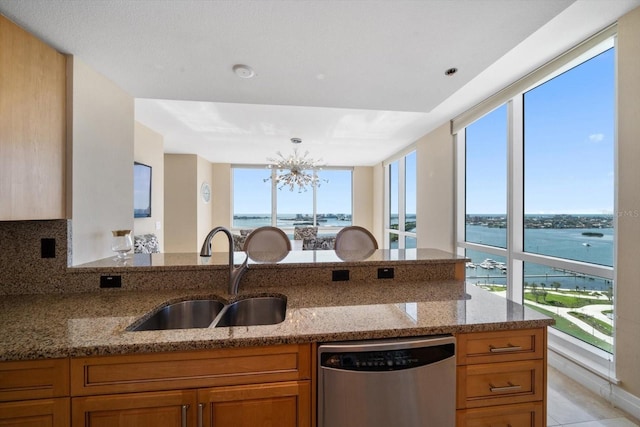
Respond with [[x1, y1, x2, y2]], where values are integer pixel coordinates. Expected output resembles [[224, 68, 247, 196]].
[[243, 226, 291, 262], [334, 226, 378, 252]]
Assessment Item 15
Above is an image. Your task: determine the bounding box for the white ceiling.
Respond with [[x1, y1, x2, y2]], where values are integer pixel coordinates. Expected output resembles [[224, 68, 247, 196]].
[[1, 0, 638, 166]]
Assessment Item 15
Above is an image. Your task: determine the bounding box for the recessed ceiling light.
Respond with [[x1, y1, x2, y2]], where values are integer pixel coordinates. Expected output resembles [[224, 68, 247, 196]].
[[444, 67, 458, 76], [232, 64, 255, 79], [291, 137, 302, 144]]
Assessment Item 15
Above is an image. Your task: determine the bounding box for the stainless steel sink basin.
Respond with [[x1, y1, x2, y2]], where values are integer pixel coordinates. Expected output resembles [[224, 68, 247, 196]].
[[128, 295, 287, 331], [214, 296, 287, 327], [129, 299, 225, 331]]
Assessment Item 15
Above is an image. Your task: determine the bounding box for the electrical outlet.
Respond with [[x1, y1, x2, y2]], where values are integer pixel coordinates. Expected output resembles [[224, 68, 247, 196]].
[[100, 275, 122, 288], [332, 270, 350, 281], [40, 238, 56, 258], [377, 267, 394, 279]]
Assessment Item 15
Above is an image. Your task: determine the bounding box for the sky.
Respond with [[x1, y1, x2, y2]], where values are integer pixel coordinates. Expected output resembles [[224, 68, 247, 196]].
[[466, 48, 614, 215], [233, 167, 353, 215], [234, 48, 614, 217]]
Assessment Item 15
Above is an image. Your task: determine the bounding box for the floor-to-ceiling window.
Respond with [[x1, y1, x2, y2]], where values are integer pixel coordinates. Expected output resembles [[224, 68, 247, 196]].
[[232, 166, 352, 231], [455, 34, 615, 357], [385, 151, 417, 249]]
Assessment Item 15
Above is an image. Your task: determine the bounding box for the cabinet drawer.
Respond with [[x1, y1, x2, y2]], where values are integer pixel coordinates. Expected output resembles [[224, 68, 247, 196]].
[[71, 344, 311, 396], [0, 397, 70, 427], [457, 329, 544, 365], [457, 401, 544, 427], [0, 358, 69, 402], [457, 360, 544, 409]]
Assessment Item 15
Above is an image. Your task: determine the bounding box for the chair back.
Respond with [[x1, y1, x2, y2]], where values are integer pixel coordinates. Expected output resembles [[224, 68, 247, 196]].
[[335, 226, 378, 252], [243, 226, 291, 262]]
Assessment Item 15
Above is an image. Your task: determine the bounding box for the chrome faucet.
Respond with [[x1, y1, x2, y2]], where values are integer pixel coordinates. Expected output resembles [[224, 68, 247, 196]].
[[200, 226, 249, 295]]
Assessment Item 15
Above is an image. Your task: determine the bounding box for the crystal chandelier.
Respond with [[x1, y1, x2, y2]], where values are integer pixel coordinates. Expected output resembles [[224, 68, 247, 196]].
[[265, 141, 326, 192]]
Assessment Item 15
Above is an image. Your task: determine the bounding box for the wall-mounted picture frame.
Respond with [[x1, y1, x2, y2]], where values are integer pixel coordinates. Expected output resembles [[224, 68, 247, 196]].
[[134, 162, 152, 218]]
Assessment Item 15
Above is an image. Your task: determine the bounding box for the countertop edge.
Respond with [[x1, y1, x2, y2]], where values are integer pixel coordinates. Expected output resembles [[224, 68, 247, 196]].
[[1, 319, 554, 361]]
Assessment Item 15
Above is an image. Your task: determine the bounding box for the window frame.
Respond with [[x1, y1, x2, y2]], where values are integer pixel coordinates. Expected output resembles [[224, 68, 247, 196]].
[[384, 150, 417, 249], [231, 164, 354, 233], [454, 32, 617, 376]]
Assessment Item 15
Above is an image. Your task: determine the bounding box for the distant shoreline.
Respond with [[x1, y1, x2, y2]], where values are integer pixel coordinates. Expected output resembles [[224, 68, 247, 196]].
[[466, 214, 613, 230]]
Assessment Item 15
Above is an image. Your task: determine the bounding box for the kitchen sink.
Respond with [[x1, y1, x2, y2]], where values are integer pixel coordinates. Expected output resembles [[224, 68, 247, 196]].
[[128, 295, 287, 331], [130, 299, 225, 331], [214, 296, 287, 327]]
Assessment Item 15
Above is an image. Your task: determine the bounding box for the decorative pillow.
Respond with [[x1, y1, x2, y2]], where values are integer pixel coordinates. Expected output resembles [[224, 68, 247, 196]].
[[294, 226, 318, 240], [134, 234, 160, 254], [302, 236, 336, 250], [232, 234, 248, 251]]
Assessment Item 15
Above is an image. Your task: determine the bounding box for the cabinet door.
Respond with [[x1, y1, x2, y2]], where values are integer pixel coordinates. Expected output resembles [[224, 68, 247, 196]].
[[0, 398, 69, 427], [199, 381, 310, 427], [0, 15, 66, 220], [457, 401, 544, 427], [72, 390, 196, 427]]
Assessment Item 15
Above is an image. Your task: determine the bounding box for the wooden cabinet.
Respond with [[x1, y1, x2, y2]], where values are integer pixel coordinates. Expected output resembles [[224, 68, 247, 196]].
[[0, 15, 67, 220], [0, 358, 70, 426], [199, 381, 311, 427], [456, 328, 546, 427], [70, 344, 312, 427], [72, 390, 196, 427], [0, 398, 70, 427]]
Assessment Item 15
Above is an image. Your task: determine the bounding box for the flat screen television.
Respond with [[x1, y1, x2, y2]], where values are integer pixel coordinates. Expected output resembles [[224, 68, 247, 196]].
[[134, 162, 152, 218]]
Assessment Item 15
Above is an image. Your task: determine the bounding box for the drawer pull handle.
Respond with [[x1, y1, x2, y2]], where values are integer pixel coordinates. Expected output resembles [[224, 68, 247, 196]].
[[198, 403, 204, 427], [489, 382, 522, 393], [489, 344, 523, 353], [181, 404, 189, 427]]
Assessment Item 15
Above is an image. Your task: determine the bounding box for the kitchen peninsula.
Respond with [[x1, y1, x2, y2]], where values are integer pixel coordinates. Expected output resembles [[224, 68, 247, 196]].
[[0, 247, 553, 426]]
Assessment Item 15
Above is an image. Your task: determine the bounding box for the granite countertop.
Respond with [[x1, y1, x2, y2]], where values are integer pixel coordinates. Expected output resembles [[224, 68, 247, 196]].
[[69, 248, 468, 272], [0, 280, 553, 361]]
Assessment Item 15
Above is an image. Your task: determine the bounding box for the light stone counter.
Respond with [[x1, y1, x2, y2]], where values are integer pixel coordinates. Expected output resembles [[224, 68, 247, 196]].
[[0, 281, 553, 361], [70, 248, 468, 271]]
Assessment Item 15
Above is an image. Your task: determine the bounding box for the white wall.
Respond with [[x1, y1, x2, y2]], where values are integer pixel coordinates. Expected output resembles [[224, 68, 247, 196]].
[[614, 5, 640, 399], [164, 154, 197, 252], [371, 163, 385, 245], [70, 56, 134, 265], [211, 163, 232, 252], [133, 122, 164, 250], [196, 156, 213, 250], [164, 154, 217, 252], [416, 123, 455, 252], [352, 166, 374, 233]]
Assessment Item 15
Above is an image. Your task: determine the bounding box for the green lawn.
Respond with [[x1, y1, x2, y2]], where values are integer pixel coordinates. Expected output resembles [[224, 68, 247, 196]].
[[525, 304, 612, 353], [524, 292, 611, 309], [568, 311, 613, 336]]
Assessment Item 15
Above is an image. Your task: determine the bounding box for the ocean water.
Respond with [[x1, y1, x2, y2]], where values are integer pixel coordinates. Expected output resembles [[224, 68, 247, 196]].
[[233, 214, 352, 233], [465, 223, 614, 291]]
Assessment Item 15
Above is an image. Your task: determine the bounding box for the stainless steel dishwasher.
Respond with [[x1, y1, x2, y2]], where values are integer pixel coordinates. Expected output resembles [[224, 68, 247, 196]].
[[318, 335, 456, 427]]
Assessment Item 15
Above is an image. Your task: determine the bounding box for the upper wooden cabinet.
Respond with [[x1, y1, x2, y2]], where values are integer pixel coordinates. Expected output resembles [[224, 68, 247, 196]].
[[0, 15, 67, 220]]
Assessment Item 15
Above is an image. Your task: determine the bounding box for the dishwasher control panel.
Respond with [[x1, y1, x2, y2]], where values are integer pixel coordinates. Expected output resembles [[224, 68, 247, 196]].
[[320, 343, 454, 372]]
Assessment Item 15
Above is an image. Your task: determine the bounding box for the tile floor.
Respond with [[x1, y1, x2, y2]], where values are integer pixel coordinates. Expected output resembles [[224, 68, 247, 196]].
[[548, 365, 640, 426]]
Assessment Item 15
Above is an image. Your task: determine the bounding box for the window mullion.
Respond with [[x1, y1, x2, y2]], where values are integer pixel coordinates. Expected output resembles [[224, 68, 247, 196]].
[[398, 158, 406, 249], [507, 96, 525, 303], [455, 131, 466, 255], [271, 169, 277, 227]]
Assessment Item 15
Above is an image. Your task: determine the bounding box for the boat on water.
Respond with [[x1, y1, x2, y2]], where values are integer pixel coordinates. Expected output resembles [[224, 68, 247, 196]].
[[479, 259, 496, 269]]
